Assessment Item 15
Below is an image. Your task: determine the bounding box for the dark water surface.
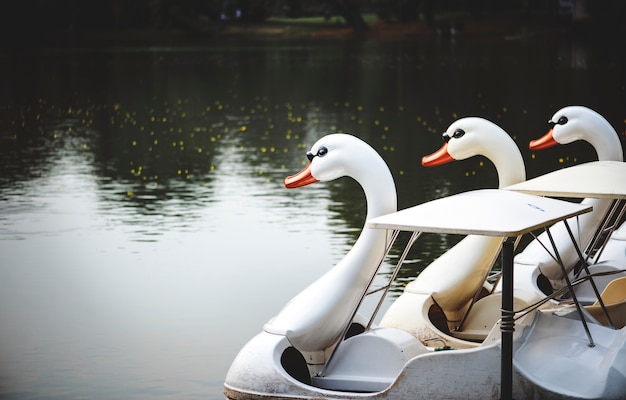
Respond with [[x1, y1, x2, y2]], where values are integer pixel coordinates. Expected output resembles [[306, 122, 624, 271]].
[[0, 35, 624, 399]]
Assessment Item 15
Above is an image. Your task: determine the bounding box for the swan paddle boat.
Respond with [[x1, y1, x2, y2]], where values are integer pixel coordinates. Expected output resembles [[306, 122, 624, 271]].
[[224, 133, 626, 399], [520, 106, 626, 297], [387, 107, 626, 350], [380, 107, 626, 348]]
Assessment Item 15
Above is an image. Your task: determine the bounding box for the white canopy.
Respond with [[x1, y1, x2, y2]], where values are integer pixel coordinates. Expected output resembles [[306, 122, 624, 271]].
[[366, 189, 591, 236], [506, 161, 626, 200]]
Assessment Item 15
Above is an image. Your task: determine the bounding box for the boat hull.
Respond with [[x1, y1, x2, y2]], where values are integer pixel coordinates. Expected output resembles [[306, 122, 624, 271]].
[[224, 313, 626, 400]]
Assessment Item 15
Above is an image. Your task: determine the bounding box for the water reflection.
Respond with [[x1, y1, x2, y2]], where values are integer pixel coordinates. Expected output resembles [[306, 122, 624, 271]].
[[0, 36, 624, 399]]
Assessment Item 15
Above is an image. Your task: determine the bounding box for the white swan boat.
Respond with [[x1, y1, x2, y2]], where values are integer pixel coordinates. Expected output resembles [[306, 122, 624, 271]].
[[388, 107, 626, 349], [515, 106, 625, 298], [224, 133, 626, 399]]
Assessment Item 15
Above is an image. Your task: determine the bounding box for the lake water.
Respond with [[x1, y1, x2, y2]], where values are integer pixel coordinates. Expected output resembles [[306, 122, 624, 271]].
[[0, 33, 624, 399]]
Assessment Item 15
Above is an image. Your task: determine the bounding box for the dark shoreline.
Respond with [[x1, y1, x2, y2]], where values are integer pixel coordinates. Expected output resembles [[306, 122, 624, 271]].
[[3, 11, 624, 51]]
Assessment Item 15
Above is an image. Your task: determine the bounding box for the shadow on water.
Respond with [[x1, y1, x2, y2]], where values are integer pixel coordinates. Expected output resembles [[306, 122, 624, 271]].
[[0, 34, 625, 398]]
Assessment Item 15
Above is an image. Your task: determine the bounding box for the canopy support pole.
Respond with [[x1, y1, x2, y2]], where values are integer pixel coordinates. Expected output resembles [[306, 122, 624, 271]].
[[500, 237, 515, 400], [545, 227, 595, 347], [563, 220, 615, 329]]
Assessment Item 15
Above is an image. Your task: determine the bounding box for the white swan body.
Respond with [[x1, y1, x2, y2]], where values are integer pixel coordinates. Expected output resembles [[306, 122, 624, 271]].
[[517, 106, 624, 290], [380, 118, 533, 345], [264, 133, 397, 352]]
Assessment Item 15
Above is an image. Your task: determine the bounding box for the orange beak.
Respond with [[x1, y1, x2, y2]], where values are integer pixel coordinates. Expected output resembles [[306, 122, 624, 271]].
[[422, 143, 455, 166], [529, 129, 559, 150], [284, 163, 319, 188]]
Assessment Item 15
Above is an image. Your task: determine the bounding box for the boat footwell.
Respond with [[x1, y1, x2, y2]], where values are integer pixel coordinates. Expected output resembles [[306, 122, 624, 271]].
[[514, 311, 626, 399], [311, 328, 427, 392]]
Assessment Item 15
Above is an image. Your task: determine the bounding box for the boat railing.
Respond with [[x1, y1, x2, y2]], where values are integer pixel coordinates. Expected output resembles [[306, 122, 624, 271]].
[[513, 268, 626, 327], [364, 231, 422, 330], [318, 229, 417, 377], [585, 199, 626, 264]]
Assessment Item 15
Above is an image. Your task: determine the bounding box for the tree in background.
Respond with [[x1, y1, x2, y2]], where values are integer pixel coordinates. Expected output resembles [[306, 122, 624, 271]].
[[0, 0, 624, 46]]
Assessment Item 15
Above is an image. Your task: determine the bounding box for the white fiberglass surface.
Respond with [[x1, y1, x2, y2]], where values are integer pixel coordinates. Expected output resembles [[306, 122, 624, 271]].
[[367, 189, 592, 236], [506, 161, 626, 199]]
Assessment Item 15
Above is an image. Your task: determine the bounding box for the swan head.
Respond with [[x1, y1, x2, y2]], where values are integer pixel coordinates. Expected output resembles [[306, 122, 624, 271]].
[[284, 133, 386, 187], [284, 133, 397, 216], [422, 117, 509, 165], [529, 106, 623, 161], [422, 117, 525, 187]]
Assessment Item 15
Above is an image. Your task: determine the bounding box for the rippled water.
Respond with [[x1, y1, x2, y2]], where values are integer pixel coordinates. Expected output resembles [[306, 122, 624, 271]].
[[0, 36, 624, 399]]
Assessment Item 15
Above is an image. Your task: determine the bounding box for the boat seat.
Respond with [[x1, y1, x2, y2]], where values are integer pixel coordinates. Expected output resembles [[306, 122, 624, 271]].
[[584, 276, 626, 329], [452, 292, 533, 342]]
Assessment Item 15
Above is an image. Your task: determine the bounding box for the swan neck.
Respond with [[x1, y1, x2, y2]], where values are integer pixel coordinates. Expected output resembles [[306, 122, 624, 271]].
[[350, 154, 397, 219], [594, 138, 624, 162], [363, 178, 397, 219], [578, 116, 623, 161], [488, 147, 526, 188]]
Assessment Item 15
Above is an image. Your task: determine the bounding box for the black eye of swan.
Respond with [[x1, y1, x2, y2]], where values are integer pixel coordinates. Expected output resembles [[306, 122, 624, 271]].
[[306, 146, 328, 161], [317, 146, 328, 157], [452, 129, 465, 139], [549, 116, 568, 127], [443, 129, 464, 143]]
